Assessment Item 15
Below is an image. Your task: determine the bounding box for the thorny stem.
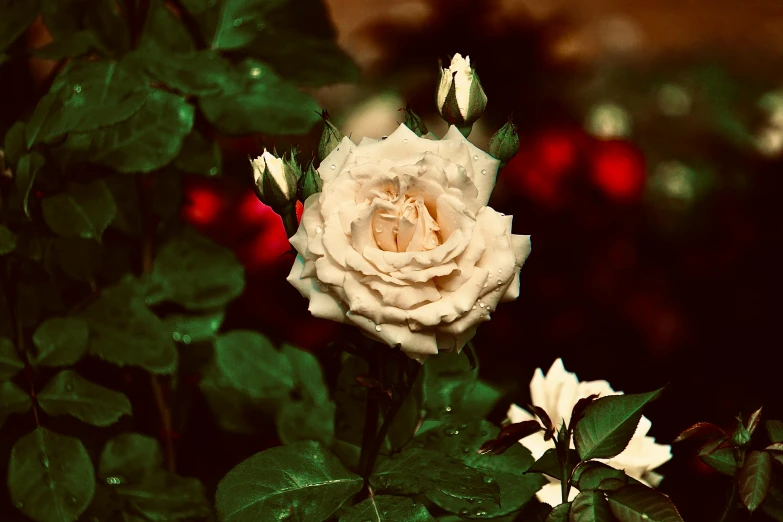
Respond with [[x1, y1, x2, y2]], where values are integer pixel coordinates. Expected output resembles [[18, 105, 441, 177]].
[[719, 447, 745, 522]]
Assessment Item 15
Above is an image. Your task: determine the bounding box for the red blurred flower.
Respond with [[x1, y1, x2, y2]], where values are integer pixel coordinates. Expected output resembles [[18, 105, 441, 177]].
[[182, 186, 223, 226], [590, 140, 646, 203]]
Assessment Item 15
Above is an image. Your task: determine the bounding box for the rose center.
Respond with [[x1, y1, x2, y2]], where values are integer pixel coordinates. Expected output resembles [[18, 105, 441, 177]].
[[372, 194, 442, 253]]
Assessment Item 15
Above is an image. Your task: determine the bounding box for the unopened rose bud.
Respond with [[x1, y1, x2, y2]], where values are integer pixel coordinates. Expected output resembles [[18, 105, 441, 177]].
[[398, 104, 428, 137], [299, 160, 323, 202], [489, 117, 520, 165], [251, 149, 299, 236], [436, 54, 487, 136], [318, 110, 343, 162], [732, 416, 751, 447]]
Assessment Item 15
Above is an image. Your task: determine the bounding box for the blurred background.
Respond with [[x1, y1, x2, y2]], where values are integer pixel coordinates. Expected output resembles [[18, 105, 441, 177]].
[[10, 0, 783, 519]]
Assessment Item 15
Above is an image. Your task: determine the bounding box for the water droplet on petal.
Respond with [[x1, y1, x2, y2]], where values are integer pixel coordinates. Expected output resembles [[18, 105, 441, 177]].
[[479, 302, 485, 308], [497, 268, 502, 273], [315, 226, 323, 234], [375, 325, 382, 332], [403, 139, 408, 143], [473, 155, 479, 160], [497, 280, 502, 285], [472, 305, 477, 310], [330, 164, 336, 170], [481, 169, 487, 175], [375, 226, 383, 233]]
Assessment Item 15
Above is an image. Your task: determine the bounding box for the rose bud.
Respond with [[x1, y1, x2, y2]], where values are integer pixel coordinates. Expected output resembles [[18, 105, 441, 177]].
[[489, 117, 520, 166], [436, 53, 487, 136], [398, 104, 428, 137], [318, 109, 344, 162], [298, 160, 323, 202], [251, 149, 299, 236]]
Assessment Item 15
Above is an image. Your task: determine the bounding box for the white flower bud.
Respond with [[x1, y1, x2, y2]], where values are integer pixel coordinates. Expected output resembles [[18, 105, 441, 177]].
[[436, 54, 488, 129], [251, 150, 291, 198]]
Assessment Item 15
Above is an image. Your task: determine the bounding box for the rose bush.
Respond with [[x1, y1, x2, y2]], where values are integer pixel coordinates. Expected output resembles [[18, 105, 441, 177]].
[[508, 358, 672, 505], [286, 123, 530, 359]]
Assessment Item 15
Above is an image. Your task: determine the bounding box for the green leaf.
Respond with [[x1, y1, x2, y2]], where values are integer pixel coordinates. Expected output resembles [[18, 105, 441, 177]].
[[38, 370, 131, 427], [15, 151, 46, 218], [0, 225, 16, 255], [282, 344, 329, 404], [415, 420, 545, 517], [26, 90, 61, 149], [42, 180, 117, 241], [173, 131, 222, 176], [546, 503, 571, 522], [276, 400, 336, 446], [78, 277, 178, 374], [371, 447, 501, 506], [139, 0, 195, 53], [0, 0, 42, 53], [569, 490, 613, 522], [199, 60, 320, 135], [163, 310, 225, 344], [461, 380, 503, 420], [0, 337, 25, 380], [339, 496, 435, 522], [0, 381, 31, 427], [128, 48, 232, 96], [212, 330, 293, 399], [115, 472, 211, 521], [4, 120, 26, 165], [53, 90, 194, 173], [767, 420, 783, 443], [8, 427, 96, 522], [699, 446, 736, 476], [739, 451, 772, 512], [32, 317, 89, 367], [246, 34, 359, 87], [200, 363, 269, 433], [211, 0, 283, 50], [150, 228, 245, 310], [334, 353, 380, 449], [31, 30, 107, 59], [528, 448, 580, 480], [607, 485, 684, 522], [216, 441, 363, 522], [102, 175, 142, 236], [36, 62, 150, 144], [422, 349, 477, 418], [573, 389, 663, 461], [573, 461, 638, 491], [41, 0, 130, 56], [99, 433, 163, 482], [762, 473, 783, 521]]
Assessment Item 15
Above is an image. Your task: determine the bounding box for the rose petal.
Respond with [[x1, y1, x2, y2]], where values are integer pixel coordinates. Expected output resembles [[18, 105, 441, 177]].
[[318, 136, 357, 183], [441, 125, 501, 206]]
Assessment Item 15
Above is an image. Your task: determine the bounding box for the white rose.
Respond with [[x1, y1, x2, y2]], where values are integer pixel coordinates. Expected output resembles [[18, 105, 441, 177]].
[[286, 123, 531, 360], [507, 358, 672, 506], [251, 149, 291, 198]]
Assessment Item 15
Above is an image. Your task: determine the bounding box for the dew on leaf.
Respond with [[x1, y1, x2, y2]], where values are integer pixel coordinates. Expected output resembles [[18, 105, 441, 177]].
[[233, 18, 243, 26], [459, 509, 470, 516], [39, 453, 50, 468]]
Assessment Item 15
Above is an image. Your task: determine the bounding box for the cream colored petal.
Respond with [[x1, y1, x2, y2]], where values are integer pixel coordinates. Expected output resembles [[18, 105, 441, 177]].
[[308, 287, 348, 323], [390, 261, 459, 283], [511, 234, 532, 267], [643, 471, 665, 488], [507, 403, 537, 424], [318, 136, 356, 183], [342, 272, 408, 325], [363, 229, 464, 273], [537, 481, 579, 506], [441, 125, 501, 205], [314, 254, 346, 286], [346, 314, 439, 356], [500, 271, 521, 302], [350, 123, 440, 167], [407, 266, 488, 327], [286, 255, 312, 298], [435, 325, 479, 353], [363, 276, 440, 309], [358, 136, 380, 146]]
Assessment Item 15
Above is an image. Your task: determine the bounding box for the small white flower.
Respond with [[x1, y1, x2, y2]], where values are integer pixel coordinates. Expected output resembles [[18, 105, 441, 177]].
[[251, 150, 291, 198], [436, 54, 487, 127], [508, 358, 672, 506]]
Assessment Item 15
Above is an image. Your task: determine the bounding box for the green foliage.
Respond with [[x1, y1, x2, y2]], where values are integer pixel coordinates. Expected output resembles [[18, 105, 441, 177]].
[[545, 502, 571, 522], [149, 228, 245, 310], [15, 152, 46, 218], [414, 420, 545, 517], [0, 0, 42, 53], [570, 490, 614, 522], [528, 448, 580, 480], [8, 427, 96, 522], [37, 369, 132, 427], [0, 381, 31, 427], [77, 277, 179, 374], [99, 433, 211, 521], [216, 441, 363, 522], [768, 420, 783, 443], [41, 180, 117, 241], [0, 223, 17, 254], [573, 389, 663, 460], [573, 462, 641, 491], [370, 447, 501, 505], [339, 496, 436, 521], [738, 451, 772, 512], [606, 485, 683, 522], [32, 316, 89, 366], [0, 336, 25, 379]]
